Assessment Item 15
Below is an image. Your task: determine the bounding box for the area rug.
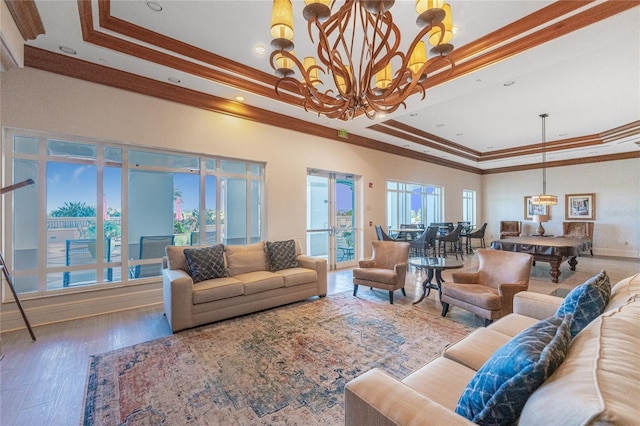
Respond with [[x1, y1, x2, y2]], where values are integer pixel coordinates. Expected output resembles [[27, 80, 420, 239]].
[[82, 292, 474, 425]]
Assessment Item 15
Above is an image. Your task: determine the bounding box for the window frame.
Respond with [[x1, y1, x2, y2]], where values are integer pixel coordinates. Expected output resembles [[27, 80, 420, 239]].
[[3, 128, 266, 299]]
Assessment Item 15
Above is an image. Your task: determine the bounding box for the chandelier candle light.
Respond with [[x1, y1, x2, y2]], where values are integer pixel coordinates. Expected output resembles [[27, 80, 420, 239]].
[[269, 0, 456, 120], [531, 113, 558, 206]]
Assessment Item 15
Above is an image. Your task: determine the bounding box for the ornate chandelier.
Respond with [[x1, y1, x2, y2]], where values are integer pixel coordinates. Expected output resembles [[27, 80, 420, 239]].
[[531, 113, 558, 206], [269, 0, 456, 120]]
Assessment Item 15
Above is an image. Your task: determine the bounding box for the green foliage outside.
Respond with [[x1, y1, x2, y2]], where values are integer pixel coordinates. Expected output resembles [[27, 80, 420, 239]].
[[50, 201, 96, 217]]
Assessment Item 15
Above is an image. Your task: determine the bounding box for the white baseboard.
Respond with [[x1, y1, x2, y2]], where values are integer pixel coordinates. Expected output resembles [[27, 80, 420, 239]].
[[595, 248, 639, 258], [0, 283, 163, 333]]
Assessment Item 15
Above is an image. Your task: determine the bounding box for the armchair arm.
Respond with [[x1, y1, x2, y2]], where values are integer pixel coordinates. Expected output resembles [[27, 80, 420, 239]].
[[345, 369, 475, 426], [162, 268, 193, 333], [513, 291, 564, 320], [498, 283, 529, 318], [394, 262, 408, 287], [452, 271, 479, 284], [359, 259, 375, 268], [297, 255, 327, 296]]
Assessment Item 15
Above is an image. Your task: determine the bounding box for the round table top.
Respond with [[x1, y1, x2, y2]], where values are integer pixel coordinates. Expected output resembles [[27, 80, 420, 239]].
[[408, 256, 464, 270]]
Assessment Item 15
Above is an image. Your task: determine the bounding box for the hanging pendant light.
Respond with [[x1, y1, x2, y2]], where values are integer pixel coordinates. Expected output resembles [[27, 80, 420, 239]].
[[531, 113, 558, 205]]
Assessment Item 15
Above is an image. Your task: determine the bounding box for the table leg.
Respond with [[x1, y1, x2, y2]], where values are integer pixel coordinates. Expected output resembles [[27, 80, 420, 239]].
[[413, 268, 435, 304], [568, 256, 578, 271], [434, 270, 444, 300], [548, 258, 562, 283]]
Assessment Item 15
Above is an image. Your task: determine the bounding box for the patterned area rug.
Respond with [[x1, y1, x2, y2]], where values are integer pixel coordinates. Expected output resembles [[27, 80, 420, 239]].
[[82, 292, 474, 425]]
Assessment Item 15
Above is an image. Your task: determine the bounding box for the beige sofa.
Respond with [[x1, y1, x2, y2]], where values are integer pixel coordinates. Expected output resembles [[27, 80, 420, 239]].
[[345, 273, 639, 425], [162, 240, 327, 332]]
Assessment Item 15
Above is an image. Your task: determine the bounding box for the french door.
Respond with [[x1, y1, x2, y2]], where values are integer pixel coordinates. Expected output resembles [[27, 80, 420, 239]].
[[306, 170, 358, 270]]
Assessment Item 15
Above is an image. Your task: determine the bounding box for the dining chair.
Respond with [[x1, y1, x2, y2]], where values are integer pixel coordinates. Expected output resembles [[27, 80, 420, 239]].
[[436, 223, 464, 260], [133, 235, 175, 278], [375, 225, 394, 241], [499, 221, 521, 239], [64, 238, 112, 287], [409, 229, 429, 257], [424, 225, 440, 257], [465, 222, 487, 253]]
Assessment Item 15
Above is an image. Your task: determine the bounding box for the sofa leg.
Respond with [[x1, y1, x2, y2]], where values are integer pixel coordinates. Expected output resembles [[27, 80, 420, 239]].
[[484, 318, 493, 327], [401, 287, 406, 297], [353, 284, 359, 297], [441, 303, 450, 317]]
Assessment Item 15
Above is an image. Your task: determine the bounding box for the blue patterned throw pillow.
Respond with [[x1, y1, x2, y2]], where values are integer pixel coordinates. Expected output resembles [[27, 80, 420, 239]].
[[266, 240, 299, 272], [455, 314, 572, 425], [556, 270, 611, 337], [184, 244, 226, 283]]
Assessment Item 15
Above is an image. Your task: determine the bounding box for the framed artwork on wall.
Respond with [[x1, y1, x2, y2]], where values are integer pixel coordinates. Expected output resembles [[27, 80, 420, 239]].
[[565, 193, 596, 220], [524, 196, 549, 220]]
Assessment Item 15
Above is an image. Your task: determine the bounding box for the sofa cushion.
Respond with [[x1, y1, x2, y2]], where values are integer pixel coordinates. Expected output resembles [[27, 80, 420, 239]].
[[235, 271, 284, 295], [519, 299, 640, 425], [225, 242, 269, 276], [192, 276, 244, 304], [352, 268, 397, 285], [183, 244, 226, 283], [274, 267, 318, 287], [486, 313, 539, 338], [606, 273, 640, 312], [442, 283, 501, 310], [455, 314, 572, 425], [266, 239, 300, 271], [556, 270, 611, 337], [443, 328, 512, 371], [402, 357, 477, 411], [166, 244, 208, 273]]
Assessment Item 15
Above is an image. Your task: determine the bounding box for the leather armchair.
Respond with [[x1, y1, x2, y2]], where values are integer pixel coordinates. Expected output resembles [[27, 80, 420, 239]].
[[499, 220, 521, 239], [352, 241, 410, 304], [440, 249, 533, 325]]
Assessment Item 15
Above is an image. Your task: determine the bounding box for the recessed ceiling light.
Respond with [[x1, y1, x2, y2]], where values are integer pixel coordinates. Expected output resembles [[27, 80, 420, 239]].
[[436, 123, 445, 128], [486, 146, 494, 149], [168, 77, 181, 84], [378, 113, 386, 119], [503, 81, 515, 87], [475, 79, 482, 83], [146, 1, 163, 12], [58, 46, 77, 55], [403, 144, 409, 148], [559, 133, 568, 137], [456, 133, 463, 136], [235, 96, 245, 102], [409, 113, 418, 117], [254, 45, 266, 55]]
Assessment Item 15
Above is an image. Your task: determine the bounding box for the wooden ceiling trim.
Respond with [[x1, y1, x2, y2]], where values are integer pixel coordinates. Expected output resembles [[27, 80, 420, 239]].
[[423, 1, 638, 91], [445, 1, 593, 67], [369, 124, 478, 162], [4, 0, 45, 40], [23, 46, 481, 174], [76, 0, 304, 108], [479, 135, 604, 162], [599, 120, 640, 141], [481, 151, 640, 175], [380, 120, 482, 156], [97, 0, 278, 88]]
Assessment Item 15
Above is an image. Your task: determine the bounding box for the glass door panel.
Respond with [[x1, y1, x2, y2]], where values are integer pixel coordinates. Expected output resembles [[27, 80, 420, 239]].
[[306, 171, 358, 270]]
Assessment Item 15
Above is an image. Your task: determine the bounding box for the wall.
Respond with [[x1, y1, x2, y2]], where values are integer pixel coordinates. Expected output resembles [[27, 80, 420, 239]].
[[0, 67, 481, 331], [482, 160, 640, 257]]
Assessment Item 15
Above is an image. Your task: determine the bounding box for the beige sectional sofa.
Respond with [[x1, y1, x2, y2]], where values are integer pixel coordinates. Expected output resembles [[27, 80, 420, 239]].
[[162, 240, 327, 332], [345, 273, 639, 425]]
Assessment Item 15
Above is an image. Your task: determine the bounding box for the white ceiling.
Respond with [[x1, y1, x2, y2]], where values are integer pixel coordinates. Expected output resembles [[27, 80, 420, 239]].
[[23, 0, 640, 170]]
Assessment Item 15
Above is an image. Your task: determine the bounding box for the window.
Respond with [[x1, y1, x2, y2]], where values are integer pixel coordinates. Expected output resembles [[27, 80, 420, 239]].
[[4, 129, 265, 295], [462, 189, 476, 226], [386, 181, 442, 229]]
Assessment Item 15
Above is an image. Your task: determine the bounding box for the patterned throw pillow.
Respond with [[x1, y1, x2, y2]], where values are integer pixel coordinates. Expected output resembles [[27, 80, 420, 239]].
[[556, 270, 611, 337], [455, 314, 572, 425], [266, 240, 299, 272], [183, 244, 226, 283]]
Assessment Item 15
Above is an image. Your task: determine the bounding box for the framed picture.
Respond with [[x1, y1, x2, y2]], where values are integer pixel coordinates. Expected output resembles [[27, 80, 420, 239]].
[[565, 193, 596, 220], [524, 196, 549, 220]]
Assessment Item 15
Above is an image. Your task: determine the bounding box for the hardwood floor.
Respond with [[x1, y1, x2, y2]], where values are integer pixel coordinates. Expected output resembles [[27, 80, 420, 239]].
[[1, 254, 637, 425]]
